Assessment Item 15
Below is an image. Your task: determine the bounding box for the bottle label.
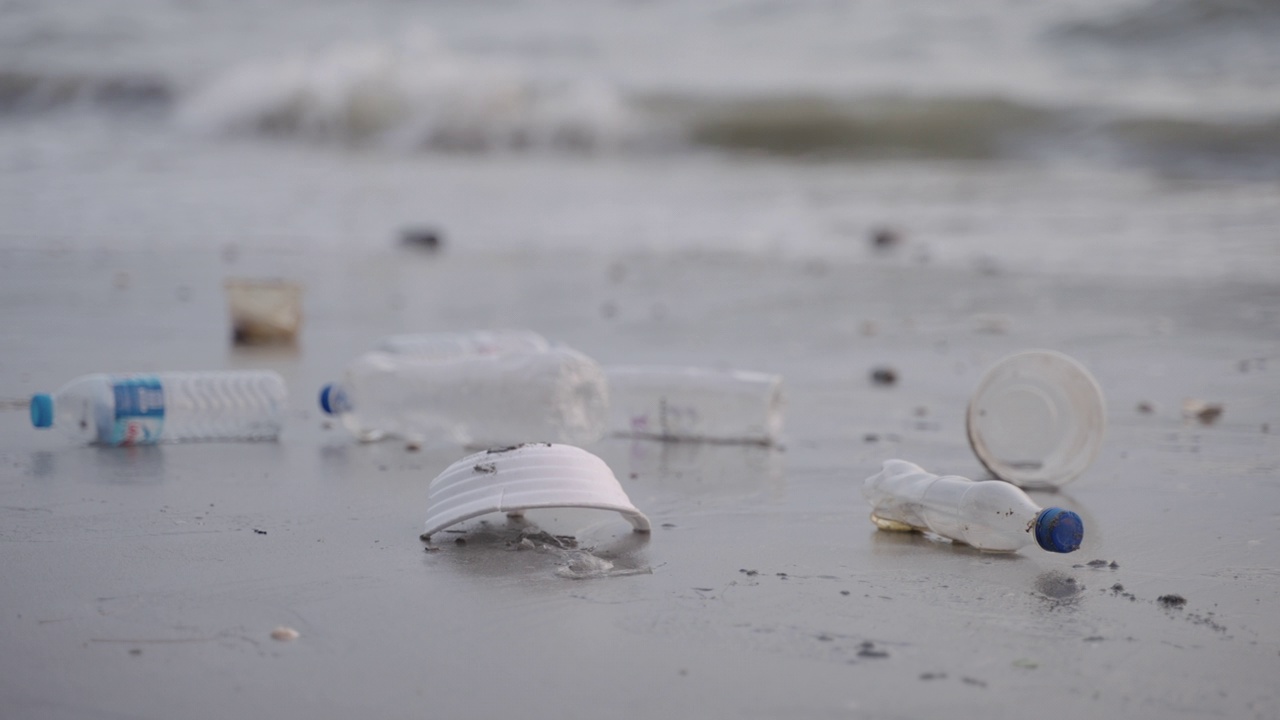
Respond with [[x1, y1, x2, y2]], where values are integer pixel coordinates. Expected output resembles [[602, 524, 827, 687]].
[[109, 377, 165, 445]]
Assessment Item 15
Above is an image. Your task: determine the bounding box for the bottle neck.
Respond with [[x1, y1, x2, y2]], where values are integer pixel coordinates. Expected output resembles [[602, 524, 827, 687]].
[[320, 384, 353, 415]]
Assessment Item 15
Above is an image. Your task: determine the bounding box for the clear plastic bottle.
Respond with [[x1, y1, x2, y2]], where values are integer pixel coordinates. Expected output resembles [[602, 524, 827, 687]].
[[319, 348, 608, 447], [30, 371, 287, 445], [374, 330, 550, 359], [605, 366, 784, 445], [863, 459, 1083, 553]]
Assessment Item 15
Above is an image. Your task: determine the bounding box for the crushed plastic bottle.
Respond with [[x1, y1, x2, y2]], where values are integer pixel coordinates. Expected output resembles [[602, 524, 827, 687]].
[[319, 348, 608, 447], [30, 371, 287, 445], [605, 366, 784, 445], [863, 459, 1083, 553], [374, 329, 550, 359], [374, 331, 786, 446]]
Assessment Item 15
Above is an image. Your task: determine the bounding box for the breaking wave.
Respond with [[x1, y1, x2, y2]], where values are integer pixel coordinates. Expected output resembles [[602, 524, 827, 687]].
[[174, 37, 656, 153], [1, 32, 1279, 174]]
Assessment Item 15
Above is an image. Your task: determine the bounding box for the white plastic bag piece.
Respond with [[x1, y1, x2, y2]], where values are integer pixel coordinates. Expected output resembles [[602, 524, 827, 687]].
[[423, 443, 651, 539]]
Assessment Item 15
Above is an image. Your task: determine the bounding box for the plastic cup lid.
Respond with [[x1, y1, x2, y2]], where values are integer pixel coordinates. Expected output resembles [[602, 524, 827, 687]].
[[966, 350, 1106, 489], [422, 443, 651, 539]]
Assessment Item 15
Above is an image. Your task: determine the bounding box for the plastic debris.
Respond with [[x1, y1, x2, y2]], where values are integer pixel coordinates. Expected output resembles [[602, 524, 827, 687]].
[[225, 278, 303, 345], [967, 350, 1105, 489], [421, 443, 651, 540], [864, 459, 1083, 553]]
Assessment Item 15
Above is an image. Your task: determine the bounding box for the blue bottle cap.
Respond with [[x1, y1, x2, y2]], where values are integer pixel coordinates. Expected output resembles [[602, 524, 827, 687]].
[[1035, 508, 1083, 553], [319, 384, 337, 415], [31, 394, 54, 428]]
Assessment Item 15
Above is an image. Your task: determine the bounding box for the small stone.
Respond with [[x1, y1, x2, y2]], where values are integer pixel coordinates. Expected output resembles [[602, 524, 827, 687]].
[[271, 626, 300, 641], [1136, 401, 1154, 415], [1182, 399, 1223, 425], [400, 227, 443, 251], [870, 367, 898, 386], [871, 226, 901, 249], [1158, 594, 1187, 608]]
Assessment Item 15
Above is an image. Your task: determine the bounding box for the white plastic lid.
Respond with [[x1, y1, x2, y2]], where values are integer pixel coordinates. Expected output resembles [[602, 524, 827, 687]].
[[966, 350, 1106, 489], [423, 443, 651, 539]]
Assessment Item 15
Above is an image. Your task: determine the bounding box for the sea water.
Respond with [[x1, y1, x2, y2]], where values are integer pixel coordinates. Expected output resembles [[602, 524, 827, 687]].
[[0, 0, 1277, 280]]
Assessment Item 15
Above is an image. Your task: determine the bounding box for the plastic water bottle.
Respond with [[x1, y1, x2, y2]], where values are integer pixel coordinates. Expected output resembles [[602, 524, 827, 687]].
[[372, 332, 785, 446], [374, 329, 550, 359], [30, 371, 287, 445], [863, 459, 1083, 553], [319, 348, 608, 447], [605, 366, 784, 445]]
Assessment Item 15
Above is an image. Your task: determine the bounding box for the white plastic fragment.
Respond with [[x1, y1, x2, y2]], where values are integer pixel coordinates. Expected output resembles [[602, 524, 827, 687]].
[[422, 443, 651, 539]]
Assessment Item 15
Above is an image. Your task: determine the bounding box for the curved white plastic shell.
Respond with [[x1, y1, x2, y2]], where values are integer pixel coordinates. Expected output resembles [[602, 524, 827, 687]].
[[423, 443, 651, 539]]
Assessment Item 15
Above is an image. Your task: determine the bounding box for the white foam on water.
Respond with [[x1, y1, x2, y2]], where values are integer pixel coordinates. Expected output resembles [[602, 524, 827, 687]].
[[175, 30, 655, 154]]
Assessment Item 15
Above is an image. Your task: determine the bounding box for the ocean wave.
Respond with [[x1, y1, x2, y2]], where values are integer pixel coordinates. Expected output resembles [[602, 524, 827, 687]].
[[175, 36, 658, 153], [656, 94, 1062, 160], [1102, 114, 1280, 174], [3, 35, 1280, 174], [1055, 0, 1280, 42], [0, 69, 172, 113]]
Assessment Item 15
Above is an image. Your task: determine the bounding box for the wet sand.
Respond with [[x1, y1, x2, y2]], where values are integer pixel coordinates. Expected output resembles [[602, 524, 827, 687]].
[[0, 246, 1277, 719]]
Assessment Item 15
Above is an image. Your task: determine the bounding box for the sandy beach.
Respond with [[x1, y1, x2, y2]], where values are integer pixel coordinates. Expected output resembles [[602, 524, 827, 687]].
[[1, 244, 1277, 719]]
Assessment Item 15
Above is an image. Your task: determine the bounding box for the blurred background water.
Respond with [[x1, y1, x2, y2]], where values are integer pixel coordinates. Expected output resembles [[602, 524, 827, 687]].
[[0, 0, 1277, 278]]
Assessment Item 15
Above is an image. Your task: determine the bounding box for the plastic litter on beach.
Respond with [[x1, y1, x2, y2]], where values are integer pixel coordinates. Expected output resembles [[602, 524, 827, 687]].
[[863, 459, 1083, 554], [421, 443, 651, 540], [966, 349, 1106, 489], [375, 329, 551, 359], [367, 329, 788, 445], [605, 365, 784, 445], [224, 278, 303, 345], [30, 371, 287, 445], [319, 348, 608, 446]]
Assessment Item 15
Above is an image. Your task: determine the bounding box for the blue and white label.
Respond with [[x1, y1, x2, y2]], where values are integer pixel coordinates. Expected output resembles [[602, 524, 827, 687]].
[[108, 377, 165, 445]]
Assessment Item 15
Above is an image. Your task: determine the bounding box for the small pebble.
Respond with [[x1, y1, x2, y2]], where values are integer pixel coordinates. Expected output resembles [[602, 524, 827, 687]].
[[271, 626, 300, 641], [400, 227, 443, 251], [871, 226, 901, 249], [1182, 399, 1224, 425], [870, 367, 898, 386]]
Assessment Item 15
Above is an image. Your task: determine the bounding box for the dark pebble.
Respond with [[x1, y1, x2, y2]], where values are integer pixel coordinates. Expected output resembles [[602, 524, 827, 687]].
[[870, 367, 898, 386], [400, 228, 443, 251], [871, 226, 901, 249]]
